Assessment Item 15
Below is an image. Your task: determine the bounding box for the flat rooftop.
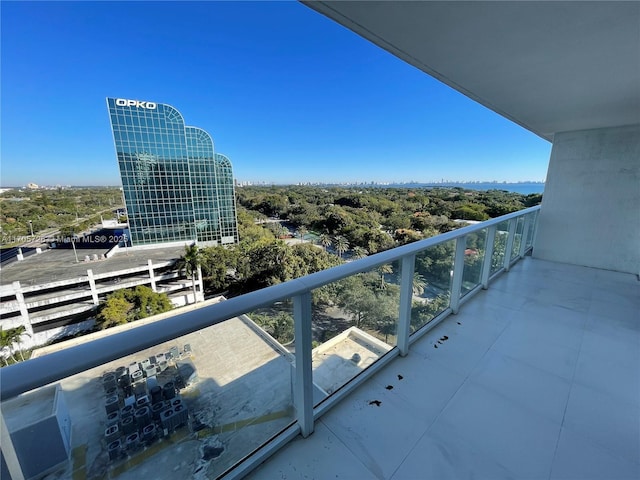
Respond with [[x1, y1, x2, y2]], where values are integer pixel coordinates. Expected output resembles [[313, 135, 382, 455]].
[[312, 327, 391, 396], [0, 246, 186, 286], [7, 313, 295, 480], [251, 258, 640, 479], [2, 384, 58, 432], [5, 300, 406, 479]]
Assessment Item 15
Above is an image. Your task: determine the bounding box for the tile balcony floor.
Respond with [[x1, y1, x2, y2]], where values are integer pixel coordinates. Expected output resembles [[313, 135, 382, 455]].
[[250, 257, 640, 480]]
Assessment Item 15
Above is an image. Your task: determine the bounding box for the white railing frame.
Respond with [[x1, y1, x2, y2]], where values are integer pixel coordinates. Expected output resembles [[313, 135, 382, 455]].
[[449, 235, 467, 314], [0, 206, 539, 480], [397, 254, 415, 356], [293, 292, 314, 437]]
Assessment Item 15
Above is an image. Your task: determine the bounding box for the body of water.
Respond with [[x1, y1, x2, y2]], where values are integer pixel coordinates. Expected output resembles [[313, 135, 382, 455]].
[[380, 183, 545, 195]]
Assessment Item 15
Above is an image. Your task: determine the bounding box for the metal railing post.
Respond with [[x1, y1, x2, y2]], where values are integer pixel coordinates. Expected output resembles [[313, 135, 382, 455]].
[[397, 254, 415, 356], [293, 292, 314, 438], [503, 218, 517, 272], [449, 236, 467, 314], [481, 225, 497, 289], [148, 259, 157, 292]]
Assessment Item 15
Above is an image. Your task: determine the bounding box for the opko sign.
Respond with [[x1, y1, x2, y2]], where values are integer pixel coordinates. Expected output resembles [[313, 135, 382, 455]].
[[115, 99, 157, 109]]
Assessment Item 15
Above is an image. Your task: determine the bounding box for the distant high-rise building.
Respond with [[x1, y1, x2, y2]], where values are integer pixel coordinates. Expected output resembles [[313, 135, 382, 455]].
[[106, 98, 239, 247]]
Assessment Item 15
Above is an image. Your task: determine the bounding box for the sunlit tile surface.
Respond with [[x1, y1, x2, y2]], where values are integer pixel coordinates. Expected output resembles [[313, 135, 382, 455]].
[[251, 258, 640, 479]]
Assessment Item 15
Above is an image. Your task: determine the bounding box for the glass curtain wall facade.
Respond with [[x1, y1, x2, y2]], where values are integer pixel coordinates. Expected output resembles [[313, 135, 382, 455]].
[[215, 153, 240, 244], [106, 98, 238, 247]]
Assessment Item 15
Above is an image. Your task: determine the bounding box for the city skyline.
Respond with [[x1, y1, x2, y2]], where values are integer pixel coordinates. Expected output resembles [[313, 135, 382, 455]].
[[2, 2, 552, 187]]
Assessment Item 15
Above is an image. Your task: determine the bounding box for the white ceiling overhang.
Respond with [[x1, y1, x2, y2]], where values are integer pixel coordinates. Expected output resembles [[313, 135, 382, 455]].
[[302, 1, 640, 141]]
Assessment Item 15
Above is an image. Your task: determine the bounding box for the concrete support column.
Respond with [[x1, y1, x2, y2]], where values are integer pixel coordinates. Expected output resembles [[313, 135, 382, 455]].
[[86, 270, 99, 306], [196, 266, 204, 302], [148, 260, 157, 292], [12, 281, 33, 340], [535, 125, 640, 274]]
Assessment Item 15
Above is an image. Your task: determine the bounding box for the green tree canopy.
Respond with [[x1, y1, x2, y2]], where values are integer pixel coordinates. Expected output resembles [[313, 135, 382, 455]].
[[96, 286, 173, 329], [251, 312, 294, 344], [97, 291, 134, 329], [200, 245, 238, 292]]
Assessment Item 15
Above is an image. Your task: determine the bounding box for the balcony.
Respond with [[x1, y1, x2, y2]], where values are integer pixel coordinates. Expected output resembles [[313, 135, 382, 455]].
[[251, 256, 640, 479], [3, 206, 637, 480], [2, 2, 636, 478]]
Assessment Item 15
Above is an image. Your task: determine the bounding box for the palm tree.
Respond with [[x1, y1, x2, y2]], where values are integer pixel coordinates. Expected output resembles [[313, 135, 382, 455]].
[[0, 328, 17, 365], [412, 272, 427, 297], [334, 236, 349, 258], [377, 263, 393, 289], [0, 326, 29, 364], [177, 244, 202, 304], [352, 246, 368, 259], [297, 226, 308, 243], [319, 233, 332, 251], [14, 326, 29, 361]]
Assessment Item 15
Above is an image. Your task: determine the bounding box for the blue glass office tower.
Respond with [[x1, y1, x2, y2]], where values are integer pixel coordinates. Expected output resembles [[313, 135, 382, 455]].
[[106, 98, 239, 247]]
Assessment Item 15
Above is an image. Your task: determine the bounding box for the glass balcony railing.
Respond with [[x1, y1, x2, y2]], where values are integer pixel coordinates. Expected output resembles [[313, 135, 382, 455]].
[[0, 206, 540, 480], [490, 219, 509, 276], [310, 261, 400, 401], [460, 229, 486, 297], [411, 240, 454, 333]]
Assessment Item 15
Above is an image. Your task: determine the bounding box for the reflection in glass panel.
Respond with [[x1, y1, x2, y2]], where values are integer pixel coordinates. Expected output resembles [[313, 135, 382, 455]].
[[310, 262, 399, 400], [490, 221, 509, 275], [248, 300, 295, 350], [411, 240, 454, 334], [3, 313, 295, 479], [461, 229, 487, 297]]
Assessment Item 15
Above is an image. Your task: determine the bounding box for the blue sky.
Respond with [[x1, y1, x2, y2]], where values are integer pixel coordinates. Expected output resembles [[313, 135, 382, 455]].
[[1, 1, 551, 187]]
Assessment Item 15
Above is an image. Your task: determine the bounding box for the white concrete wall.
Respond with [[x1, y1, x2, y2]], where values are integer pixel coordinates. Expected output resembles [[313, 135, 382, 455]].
[[534, 124, 640, 274]]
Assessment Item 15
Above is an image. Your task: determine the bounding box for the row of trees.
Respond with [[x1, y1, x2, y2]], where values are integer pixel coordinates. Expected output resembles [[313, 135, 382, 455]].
[[237, 185, 541, 225], [236, 185, 541, 254], [0, 186, 124, 244], [199, 184, 502, 298], [225, 185, 533, 345], [170, 186, 528, 345]]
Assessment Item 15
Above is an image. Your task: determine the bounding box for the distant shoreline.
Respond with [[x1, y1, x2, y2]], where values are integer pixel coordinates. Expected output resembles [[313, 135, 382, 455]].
[[0, 182, 545, 195], [237, 182, 546, 195], [372, 182, 545, 195]]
